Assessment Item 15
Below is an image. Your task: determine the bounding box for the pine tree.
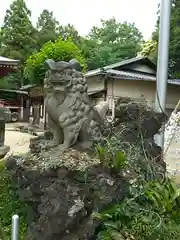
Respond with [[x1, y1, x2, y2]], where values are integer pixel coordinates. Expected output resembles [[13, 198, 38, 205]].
[[0, 0, 37, 62], [36, 9, 59, 49]]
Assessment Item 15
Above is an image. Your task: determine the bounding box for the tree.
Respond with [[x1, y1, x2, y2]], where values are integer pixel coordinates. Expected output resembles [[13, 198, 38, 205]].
[[0, 29, 3, 49], [24, 37, 86, 85], [0, 0, 38, 88], [58, 24, 82, 49], [139, 40, 157, 63], [152, 0, 180, 77], [0, 72, 21, 89], [168, 0, 180, 77], [36, 9, 59, 49], [0, 0, 37, 62], [83, 18, 144, 70]]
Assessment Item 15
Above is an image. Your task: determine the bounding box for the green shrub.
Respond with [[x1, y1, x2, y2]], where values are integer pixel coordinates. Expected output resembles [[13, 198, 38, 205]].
[[142, 178, 180, 218], [24, 37, 86, 85], [0, 161, 27, 239], [94, 178, 180, 240], [94, 135, 160, 181], [95, 143, 128, 171]]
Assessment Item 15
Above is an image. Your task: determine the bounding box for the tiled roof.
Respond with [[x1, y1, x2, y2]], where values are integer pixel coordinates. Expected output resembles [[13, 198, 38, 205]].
[[84, 56, 156, 78], [85, 68, 180, 86], [106, 69, 156, 81], [101, 56, 156, 70], [107, 69, 180, 86]]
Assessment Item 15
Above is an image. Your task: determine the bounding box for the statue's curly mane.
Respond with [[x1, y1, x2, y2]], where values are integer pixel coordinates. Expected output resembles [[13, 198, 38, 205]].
[[44, 59, 109, 150]]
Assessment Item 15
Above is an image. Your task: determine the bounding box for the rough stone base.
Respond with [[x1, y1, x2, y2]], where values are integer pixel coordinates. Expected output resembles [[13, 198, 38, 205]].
[[5, 154, 129, 240]]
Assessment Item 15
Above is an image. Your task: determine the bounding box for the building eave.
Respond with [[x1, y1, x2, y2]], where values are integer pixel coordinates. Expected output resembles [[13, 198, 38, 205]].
[[85, 68, 180, 87], [84, 56, 156, 78], [0, 56, 20, 66], [0, 89, 29, 95]]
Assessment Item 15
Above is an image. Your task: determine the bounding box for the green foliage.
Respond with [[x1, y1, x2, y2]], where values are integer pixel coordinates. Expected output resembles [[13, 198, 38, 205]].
[[0, 0, 37, 62], [82, 18, 144, 70], [0, 0, 37, 88], [139, 40, 157, 63], [95, 141, 128, 171], [0, 77, 14, 90], [94, 136, 180, 239], [59, 24, 82, 45], [36, 9, 59, 50], [168, 0, 180, 77], [152, 0, 180, 77], [0, 161, 27, 239], [95, 178, 180, 240], [0, 71, 23, 90], [24, 37, 86, 85], [143, 179, 180, 217], [0, 2, 144, 86], [95, 135, 160, 181]]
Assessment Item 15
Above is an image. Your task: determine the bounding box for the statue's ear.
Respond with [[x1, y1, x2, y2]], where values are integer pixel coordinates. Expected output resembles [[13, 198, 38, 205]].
[[69, 59, 82, 71], [45, 59, 56, 70]]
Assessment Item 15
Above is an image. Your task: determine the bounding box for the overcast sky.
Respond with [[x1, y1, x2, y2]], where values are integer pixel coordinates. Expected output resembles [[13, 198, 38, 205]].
[[0, 0, 160, 40]]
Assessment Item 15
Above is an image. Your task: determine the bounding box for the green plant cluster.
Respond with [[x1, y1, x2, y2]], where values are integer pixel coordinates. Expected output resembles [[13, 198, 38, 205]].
[[94, 135, 180, 239], [0, 161, 27, 239], [95, 135, 160, 181], [24, 37, 86, 85], [94, 137, 180, 240], [95, 141, 127, 171], [95, 178, 180, 240]]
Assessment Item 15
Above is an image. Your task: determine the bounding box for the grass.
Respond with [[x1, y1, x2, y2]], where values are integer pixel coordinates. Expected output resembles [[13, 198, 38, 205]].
[[0, 160, 27, 239]]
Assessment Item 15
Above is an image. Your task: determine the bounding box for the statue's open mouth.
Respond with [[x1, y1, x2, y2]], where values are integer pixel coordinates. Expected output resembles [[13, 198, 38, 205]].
[[53, 86, 64, 91]]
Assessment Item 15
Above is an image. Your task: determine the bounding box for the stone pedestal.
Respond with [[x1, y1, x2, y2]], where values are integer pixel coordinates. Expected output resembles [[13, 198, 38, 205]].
[[0, 145, 10, 158]]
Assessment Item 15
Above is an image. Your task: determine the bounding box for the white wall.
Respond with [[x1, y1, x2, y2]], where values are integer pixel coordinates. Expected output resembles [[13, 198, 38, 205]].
[[127, 63, 156, 75], [86, 75, 180, 111], [87, 76, 105, 92], [107, 79, 154, 108], [107, 79, 180, 110]]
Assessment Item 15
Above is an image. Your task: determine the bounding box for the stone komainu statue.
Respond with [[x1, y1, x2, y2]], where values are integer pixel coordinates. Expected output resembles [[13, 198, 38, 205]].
[[44, 59, 109, 150]]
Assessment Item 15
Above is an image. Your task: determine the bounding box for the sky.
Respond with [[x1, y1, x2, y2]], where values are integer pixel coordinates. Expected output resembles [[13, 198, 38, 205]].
[[0, 0, 160, 40]]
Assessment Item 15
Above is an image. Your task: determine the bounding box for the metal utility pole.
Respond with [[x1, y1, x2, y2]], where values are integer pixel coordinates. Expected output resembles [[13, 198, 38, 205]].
[[11, 214, 19, 240], [155, 0, 172, 148]]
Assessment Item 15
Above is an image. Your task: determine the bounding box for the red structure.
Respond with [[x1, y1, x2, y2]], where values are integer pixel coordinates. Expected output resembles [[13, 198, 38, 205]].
[[0, 56, 29, 122], [0, 56, 19, 77]]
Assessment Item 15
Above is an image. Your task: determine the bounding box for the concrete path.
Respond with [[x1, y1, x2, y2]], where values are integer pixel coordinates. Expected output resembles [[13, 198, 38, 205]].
[[4, 131, 36, 155]]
